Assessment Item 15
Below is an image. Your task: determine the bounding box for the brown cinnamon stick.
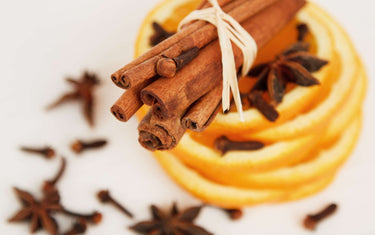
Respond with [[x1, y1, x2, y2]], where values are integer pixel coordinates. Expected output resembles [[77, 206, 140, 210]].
[[111, 77, 157, 122], [182, 84, 223, 132], [156, 47, 200, 78], [138, 110, 186, 151], [111, 0, 238, 88], [119, 0, 277, 89], [141, 0, 305, 121]]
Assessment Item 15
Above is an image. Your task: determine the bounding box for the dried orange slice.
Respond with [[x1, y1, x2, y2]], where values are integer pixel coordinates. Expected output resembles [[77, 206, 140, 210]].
[[154, 149, 337, 208], [154, 116, 360, 207], [194, 115, 362, 189], [173, 133, 320, 173]]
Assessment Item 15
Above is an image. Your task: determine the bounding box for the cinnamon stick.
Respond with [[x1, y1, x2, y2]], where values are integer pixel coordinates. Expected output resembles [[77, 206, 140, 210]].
[[138, 110, 186, 151], [111, 77, 157, 122], [111, 0, 238, 88], [119, 0, 277, 89], [156, 47, 200, 78], [182, 84, 222, 132], [141, 0, 305, 121]]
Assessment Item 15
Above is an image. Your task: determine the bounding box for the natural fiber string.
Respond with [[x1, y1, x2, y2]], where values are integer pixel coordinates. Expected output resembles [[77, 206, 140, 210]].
[[178, 0, 258, 121]]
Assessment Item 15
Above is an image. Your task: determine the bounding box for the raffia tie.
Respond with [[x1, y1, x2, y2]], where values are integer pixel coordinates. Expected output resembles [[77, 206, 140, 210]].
[[178, 0, 258, 121]]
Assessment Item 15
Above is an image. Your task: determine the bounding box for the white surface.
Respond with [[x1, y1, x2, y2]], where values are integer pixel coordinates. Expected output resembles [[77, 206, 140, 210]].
[[0, 0, 374, 234]]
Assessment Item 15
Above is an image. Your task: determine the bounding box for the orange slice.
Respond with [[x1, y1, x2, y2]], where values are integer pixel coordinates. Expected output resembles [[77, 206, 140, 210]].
[[194, 115, 362, 189], [154, 150, 337, 208]]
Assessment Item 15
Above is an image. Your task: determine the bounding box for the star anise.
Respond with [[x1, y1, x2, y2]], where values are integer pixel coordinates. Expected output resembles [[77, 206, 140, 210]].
[[47, 71, 100, 126], [9, 157, 102, 234], [8, 187, 61, 235], [130, 203, 213, 235], [247, 42, 328, 121], [8, 159, 66, 234]]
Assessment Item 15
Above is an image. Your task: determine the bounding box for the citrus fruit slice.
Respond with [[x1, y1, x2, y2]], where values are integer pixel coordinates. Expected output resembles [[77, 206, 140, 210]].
[[154, 150, 337, 208], [194, 115, 362, 189]]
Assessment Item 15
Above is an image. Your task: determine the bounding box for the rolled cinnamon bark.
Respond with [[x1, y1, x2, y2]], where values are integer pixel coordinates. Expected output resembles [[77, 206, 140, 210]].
[[111, 77, 157, 122], [141, 0, 305, 120], [138, 110, 186, 151], [111, 0, 238, 88], [182, 83, 223, 132], [156, 47, 200, 78], [120, 0, 277, 89]]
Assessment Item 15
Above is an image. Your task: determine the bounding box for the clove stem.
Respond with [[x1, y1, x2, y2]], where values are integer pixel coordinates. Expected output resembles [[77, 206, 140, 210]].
[[97, 190, 133, 218], [303, 203, 338, 231], [214, 136, 264, 155], [20, 146, 55, 159]]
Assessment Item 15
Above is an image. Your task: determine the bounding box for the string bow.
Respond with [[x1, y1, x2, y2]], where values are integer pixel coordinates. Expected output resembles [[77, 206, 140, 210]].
[[178, 0, 258, 121]]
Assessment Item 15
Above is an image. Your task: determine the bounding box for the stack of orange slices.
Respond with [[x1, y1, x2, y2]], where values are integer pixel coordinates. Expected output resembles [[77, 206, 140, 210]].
[[135, 0, 367, 208]]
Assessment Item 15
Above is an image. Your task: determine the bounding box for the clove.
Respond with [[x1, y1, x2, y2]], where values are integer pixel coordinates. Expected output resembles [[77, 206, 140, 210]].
[[223, 208, 243, 220], [63, 219, 87, 235], [20, 146, 55, 159], [303, 203, 338, 231], [71, 139, 107, 154], [150, 22, 175, 46], [156, 47, 200, 78], [297, 23, 309, 41], [42, 157, 66, 204], [97, 190, 133, 218], [62, 209, 102, 224], [214, 136, 264, 155]]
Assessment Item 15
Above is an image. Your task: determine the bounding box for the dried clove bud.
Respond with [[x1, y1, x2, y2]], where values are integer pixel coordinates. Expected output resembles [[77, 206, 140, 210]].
[[62, 209, 102, 225], [97, 190, 133, 218], [156, 47, 200, 78], [63, 219, 87, 235], [42, 157, 66, 205], [20, 146, 55, 159], [297, 23, 309, 41], [150, 22, 175, 46], [71, 139, 107, 154], [303, 203, 338, 231], [214, 136, 264, 155], [222, 208, 244, 220]]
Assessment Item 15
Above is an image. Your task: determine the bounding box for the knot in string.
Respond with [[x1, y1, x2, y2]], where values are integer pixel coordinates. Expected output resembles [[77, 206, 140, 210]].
[[178, 0, 258, 121]]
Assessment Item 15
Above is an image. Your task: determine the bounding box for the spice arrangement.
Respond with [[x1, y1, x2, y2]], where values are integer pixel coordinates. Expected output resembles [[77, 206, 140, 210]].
[[5, 0, 369, 234], [111, 0, 307, 151], [112, 0, 367, 210]]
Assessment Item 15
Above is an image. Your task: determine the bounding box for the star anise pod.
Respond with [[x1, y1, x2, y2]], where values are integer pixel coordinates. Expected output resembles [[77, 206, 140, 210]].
[[130, 203, 213, 235], [8, 159, 66, 234], [8, 187, 61, 235], [248, 42, 328, 121], [47, 71, 100, 126]]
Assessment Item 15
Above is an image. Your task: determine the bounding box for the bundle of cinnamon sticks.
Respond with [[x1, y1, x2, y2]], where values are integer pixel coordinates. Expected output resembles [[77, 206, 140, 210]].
[[111, 0, 306, 151]]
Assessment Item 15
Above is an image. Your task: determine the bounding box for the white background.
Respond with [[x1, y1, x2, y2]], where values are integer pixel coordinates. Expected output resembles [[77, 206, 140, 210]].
[[0, 0, 374, 234]]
